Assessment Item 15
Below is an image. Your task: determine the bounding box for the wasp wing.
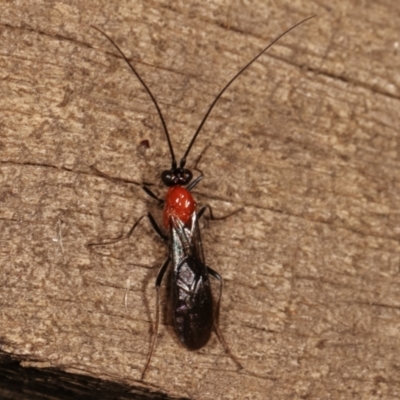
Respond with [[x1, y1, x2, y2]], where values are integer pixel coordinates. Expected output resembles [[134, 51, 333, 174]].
[[169, 212, 213, 350]]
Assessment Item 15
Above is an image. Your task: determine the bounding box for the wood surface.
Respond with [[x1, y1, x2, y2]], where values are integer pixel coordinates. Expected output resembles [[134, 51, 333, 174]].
[[0, 0, 399, 399]]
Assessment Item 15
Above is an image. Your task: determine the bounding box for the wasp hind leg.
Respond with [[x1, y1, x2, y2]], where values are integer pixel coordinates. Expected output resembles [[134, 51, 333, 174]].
[[207, 266, 243, 371], [141, 255, 170, 380]]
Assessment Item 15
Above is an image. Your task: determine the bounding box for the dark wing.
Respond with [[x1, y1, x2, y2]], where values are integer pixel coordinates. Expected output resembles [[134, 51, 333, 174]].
[[169, 213, 213, 350]]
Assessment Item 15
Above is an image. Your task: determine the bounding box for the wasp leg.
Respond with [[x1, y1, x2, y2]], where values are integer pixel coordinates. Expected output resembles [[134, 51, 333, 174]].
[[198, 204, 244, 221], [193, 143, 211, 171], [142, 185, 164, 204], [141, 255, 170, 380], [88, 212, 167, 247], [186, 174, 203, 191], [186, 143, 211, 191], [207, 266, 243, 370], [89, 165, 137, 185]]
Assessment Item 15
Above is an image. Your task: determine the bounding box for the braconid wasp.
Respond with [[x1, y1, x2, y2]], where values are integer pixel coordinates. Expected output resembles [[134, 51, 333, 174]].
[[90, 15, 315, 379]]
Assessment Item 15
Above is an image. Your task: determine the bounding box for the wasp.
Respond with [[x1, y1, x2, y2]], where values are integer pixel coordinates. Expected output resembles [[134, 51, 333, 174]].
[[91, 15, 315, 379]]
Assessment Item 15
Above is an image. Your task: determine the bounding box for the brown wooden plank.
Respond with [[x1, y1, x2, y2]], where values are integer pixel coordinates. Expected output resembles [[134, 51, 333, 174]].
[[0, 1, 399, 399]]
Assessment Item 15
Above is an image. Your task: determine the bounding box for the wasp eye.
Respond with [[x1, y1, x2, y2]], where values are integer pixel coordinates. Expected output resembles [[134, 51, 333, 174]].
[[161, 170, 175, 186], [180, 169, 193, 185]]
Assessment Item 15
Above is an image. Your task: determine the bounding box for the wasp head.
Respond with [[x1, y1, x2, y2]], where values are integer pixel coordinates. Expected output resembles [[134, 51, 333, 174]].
[[161, 167, 193, 187]]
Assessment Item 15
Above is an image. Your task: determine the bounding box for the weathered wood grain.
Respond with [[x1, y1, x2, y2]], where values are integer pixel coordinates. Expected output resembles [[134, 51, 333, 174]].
[[0, 1, 399, 399]]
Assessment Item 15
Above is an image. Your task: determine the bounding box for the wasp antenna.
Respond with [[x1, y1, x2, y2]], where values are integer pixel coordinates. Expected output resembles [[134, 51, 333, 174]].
[[92, 26, 177, 168], [180, 15, 316, 168]]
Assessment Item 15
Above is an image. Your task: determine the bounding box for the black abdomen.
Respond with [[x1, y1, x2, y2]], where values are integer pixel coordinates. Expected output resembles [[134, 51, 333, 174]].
[[172, 260, 214, 350]]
